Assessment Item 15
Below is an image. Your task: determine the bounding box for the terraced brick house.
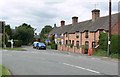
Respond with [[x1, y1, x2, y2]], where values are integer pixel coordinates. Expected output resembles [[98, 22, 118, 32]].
[[49, 9, 120, 54]]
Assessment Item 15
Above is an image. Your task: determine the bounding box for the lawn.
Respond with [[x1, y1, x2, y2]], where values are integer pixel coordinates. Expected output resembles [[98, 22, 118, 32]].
[[0, 64, 11, 76]]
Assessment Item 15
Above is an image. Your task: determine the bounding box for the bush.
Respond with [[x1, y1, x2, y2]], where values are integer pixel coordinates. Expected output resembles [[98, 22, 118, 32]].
[[51, 44, 57, 50], [70, 44, 74, 48], [99, 32, 108, 51], [14, 40, 22, 47], [93, 49, 108, 57], [51, 41, 57, 50], [110, 35, 120, 54]]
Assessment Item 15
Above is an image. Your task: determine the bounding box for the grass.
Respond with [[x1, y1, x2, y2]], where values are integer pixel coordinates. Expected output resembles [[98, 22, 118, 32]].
[[1, 47, 26, 51], [93, 49, 120, 59], [47, 45, 51, 49], [0, 64, 11, 76]]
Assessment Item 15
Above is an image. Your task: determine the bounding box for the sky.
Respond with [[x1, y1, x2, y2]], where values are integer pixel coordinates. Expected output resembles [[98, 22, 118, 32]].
[[0, 0, 119, 34]]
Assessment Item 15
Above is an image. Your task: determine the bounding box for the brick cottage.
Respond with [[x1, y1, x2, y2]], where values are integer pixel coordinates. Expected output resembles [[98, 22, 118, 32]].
[[49, 9, 120, 54]]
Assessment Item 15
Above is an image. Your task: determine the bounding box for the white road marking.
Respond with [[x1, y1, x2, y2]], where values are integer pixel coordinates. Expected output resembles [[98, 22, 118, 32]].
[[62, 63, 100, 74]]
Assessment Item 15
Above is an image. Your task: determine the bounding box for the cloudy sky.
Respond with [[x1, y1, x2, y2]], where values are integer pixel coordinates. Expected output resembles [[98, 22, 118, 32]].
[[0, 0, 119, 34]]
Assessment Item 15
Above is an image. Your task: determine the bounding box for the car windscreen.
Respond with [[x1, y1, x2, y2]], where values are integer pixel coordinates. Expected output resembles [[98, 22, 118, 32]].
[[39, 43, 46, 46]]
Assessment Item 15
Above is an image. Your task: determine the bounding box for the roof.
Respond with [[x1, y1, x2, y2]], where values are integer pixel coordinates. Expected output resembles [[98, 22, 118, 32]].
[[49, 13, 119, 35]]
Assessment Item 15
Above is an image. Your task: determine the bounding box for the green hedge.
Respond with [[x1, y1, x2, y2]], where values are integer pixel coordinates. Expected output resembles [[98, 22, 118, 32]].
[[110, 35, 120, 54], [99, 32, 108, 51], [14, 40, 22, 47], [99, 32, 120, 54], [51, 41, 57, 50], [51, 44, 57, 50]]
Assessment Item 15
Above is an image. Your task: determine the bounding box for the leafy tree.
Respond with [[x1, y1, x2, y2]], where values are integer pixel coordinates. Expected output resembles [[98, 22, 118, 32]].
[[5, 25, 13, 39], [14, 23, 34, 45], [40, 25, 53, 42]]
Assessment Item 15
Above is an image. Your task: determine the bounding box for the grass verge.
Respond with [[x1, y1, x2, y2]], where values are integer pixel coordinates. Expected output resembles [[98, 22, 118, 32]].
[[1, 47, 26, 51], [93, 49, 120, 60], [0, 64, 11, 76]]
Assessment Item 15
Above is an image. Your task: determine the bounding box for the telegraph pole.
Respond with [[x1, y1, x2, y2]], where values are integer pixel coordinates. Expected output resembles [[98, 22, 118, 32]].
[[108, 0, 112, 55]]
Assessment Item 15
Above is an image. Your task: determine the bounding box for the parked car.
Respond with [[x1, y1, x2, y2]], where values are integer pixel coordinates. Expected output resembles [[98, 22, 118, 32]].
[[36, 42, 46, 50], [33, 42, 39, 48]]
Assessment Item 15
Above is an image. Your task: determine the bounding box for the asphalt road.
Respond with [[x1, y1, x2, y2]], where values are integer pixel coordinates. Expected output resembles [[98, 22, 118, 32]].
[[1, 46, 119, 75]]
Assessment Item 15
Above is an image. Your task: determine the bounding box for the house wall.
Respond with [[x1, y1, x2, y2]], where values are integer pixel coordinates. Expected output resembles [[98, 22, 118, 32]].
[[57, 30, 101, 54], [111, 21, 120, 34]]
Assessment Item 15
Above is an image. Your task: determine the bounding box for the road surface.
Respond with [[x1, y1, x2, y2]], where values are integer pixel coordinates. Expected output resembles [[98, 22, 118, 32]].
[[1, 46, 119, 75]]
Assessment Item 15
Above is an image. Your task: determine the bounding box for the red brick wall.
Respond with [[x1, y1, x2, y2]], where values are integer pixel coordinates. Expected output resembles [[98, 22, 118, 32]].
[[111, 22, 120, 34]]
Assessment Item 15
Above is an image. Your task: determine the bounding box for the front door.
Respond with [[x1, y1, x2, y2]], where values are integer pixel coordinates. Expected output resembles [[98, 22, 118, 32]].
[[85, 41, 89, 54]]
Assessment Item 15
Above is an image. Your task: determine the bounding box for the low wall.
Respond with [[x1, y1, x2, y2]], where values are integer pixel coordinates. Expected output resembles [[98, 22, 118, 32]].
[[58, 45, 83, 54]]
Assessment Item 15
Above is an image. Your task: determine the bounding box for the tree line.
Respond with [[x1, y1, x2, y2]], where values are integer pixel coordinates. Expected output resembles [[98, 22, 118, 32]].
[[2, 23, 35, 47]]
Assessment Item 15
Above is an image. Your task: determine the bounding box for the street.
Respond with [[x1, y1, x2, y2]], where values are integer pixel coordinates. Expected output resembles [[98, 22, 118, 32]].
[[1, 46, 119, 75]]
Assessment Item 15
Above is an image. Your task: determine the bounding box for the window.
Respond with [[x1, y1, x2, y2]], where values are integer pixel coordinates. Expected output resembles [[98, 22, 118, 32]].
[[72, 40, 74, 45], [85, 30, 89, 38], [92, 41, 96, 48], [76, 41, 79, 46], [76, 31, 79, 38], [69, 40, 71, 44]]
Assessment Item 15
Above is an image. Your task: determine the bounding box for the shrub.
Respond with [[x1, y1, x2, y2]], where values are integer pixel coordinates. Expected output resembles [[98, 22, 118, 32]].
[[51, 44, 57, 50], [110, 35, 120, 54], [93, 49, 108, 57], [70, 44, 74, 48], [14, 40, 22, 47], [51, 41, 57, 50], [99, 32, 108, 51]]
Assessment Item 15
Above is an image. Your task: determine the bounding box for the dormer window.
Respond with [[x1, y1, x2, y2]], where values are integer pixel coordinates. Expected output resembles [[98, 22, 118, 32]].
[[85, 30, 89, 38], [76, 31, 79, 38], [65, 32, 68, 37]]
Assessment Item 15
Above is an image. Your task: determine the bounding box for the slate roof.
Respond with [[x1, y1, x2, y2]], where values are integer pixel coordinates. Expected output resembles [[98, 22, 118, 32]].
[[49, 13, 119, 35], [49, 24, 73, 35]]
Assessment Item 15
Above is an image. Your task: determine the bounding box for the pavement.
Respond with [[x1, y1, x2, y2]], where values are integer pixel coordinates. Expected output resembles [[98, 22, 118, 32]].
[[1, 46, 119, 75]]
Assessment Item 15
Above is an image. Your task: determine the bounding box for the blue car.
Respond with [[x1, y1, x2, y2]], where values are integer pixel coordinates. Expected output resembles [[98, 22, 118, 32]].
[[36, 42, 46, 50]]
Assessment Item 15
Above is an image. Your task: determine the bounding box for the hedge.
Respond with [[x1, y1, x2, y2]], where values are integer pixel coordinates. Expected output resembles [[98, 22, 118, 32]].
[[110, 35, 120, 54], [14, 40, 22, 47], [51, 41, 57, 50], [99, 32, 120, 54], [99, 32, 108, 51]]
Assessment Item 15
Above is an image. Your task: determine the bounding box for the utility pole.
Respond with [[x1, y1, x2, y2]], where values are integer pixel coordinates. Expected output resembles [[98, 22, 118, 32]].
[[108, 0, 112, 55], [2, 21, 6, 48]]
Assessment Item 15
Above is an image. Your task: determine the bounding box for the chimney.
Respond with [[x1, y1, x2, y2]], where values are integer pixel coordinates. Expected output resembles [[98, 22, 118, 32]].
[[72, 16, 78, 25], [54, 24, 57, 28], [61, 20, 65, 27], [92, 9, 100, 21]]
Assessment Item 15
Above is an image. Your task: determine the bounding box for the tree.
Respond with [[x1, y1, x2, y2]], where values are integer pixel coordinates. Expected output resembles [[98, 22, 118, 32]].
[[40, 25, 53, 42], [14, 23, 34, 45], [5, 25, 13, 39]]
